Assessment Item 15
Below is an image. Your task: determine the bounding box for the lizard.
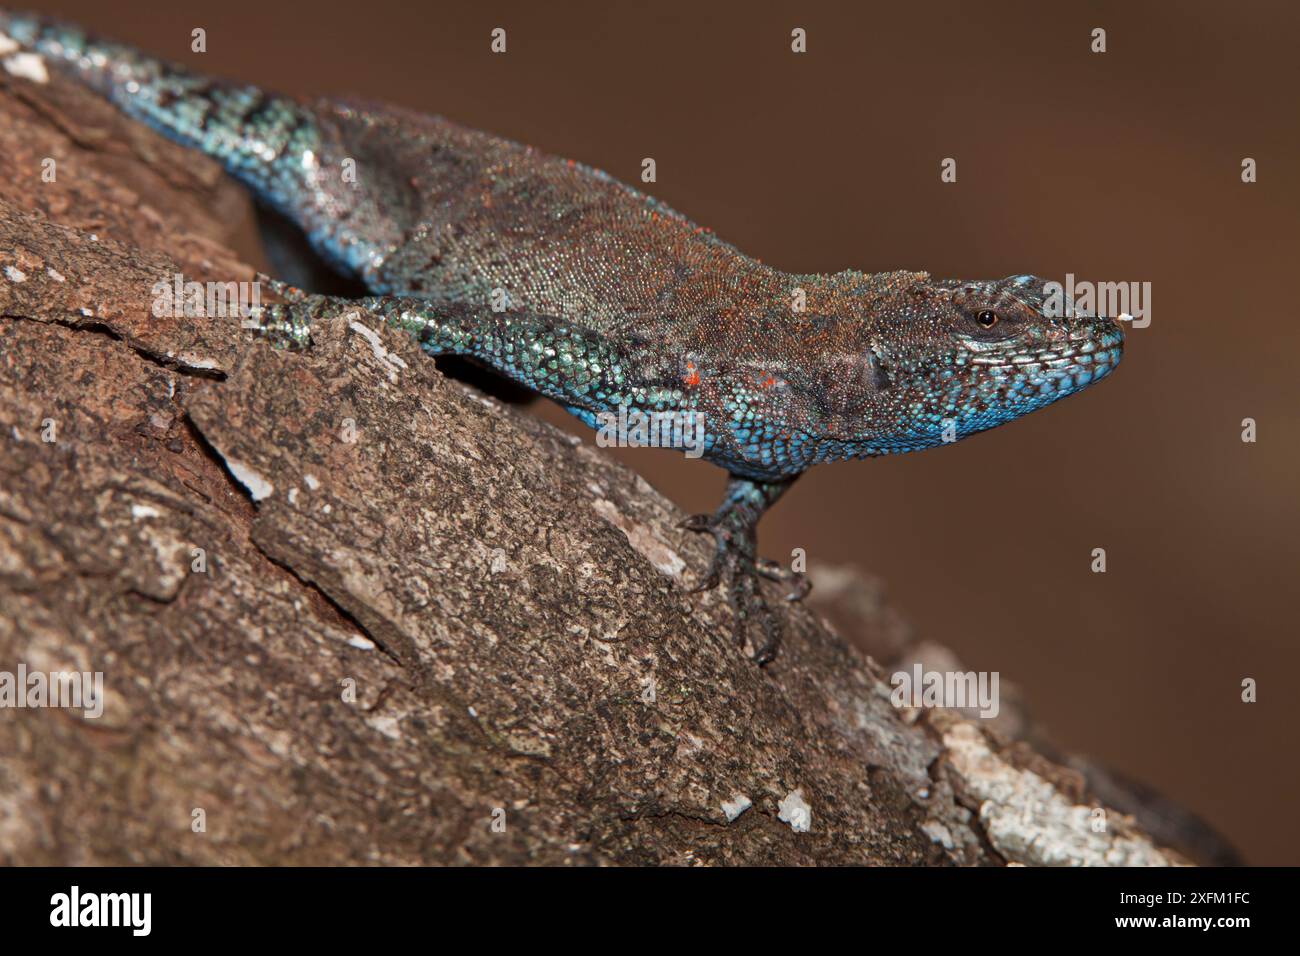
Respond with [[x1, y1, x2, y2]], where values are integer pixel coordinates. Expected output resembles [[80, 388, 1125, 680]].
[[0, 12, 1124, 663]]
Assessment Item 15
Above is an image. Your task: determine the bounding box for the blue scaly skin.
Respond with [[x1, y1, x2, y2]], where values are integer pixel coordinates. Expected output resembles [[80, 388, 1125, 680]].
[[0, 12, 1124, 663]]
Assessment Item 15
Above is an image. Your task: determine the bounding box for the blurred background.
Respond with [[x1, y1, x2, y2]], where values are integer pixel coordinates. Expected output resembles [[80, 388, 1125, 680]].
[[25, 0, 1298, 863]]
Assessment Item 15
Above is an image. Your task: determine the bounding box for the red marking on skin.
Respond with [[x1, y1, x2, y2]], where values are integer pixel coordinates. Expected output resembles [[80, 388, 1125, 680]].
[[683, 361, 701, 387], [758, 372, 778, 389]]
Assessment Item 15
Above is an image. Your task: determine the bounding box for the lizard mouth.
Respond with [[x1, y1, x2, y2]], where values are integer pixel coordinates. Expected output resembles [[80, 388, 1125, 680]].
[[964, 319, 1124, 396], [1055, 318, 1125, 387]]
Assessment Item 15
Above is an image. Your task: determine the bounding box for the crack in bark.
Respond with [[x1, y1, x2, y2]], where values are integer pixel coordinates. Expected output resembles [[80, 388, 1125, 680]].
[[1, 311, 228, 379]]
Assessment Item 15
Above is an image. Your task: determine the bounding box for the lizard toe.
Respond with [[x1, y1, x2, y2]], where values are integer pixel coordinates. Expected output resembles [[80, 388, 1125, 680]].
[[677, 512, 717, 532], [721, 555, 785, 664], [755, 558, 812, 602]]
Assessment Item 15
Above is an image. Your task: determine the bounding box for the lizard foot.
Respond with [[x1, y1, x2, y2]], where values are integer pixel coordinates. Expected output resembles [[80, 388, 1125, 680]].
[[244, 283, 382, 350], [242, 299, 317, 349], [243, 274, 326, 348], [677, 475, 804, 664]]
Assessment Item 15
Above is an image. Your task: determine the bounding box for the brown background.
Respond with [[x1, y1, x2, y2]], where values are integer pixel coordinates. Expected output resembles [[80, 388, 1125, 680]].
[[23, 0, 1298, 864]]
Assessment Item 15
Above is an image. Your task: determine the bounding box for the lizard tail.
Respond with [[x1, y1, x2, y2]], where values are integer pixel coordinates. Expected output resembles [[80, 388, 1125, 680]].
[[0, 10, 319, 212]]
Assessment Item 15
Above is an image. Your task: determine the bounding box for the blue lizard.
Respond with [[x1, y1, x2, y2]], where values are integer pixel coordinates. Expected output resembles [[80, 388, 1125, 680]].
[[0, 11, 1124, 662]]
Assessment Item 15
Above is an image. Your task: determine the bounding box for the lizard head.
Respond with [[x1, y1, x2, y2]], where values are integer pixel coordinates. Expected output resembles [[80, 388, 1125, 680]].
[[853, 273, 1124, 453]]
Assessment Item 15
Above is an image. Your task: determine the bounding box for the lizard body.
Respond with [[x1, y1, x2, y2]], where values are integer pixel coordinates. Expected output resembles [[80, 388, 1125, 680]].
[[0, 12, 1124, 661]]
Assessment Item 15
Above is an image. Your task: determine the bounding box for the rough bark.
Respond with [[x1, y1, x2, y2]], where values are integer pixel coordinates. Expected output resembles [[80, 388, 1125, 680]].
[[0, 66, 1190, 866]]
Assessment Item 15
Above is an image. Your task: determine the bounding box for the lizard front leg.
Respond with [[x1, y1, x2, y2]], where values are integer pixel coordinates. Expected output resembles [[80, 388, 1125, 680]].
[[679, 474, 806, 664]]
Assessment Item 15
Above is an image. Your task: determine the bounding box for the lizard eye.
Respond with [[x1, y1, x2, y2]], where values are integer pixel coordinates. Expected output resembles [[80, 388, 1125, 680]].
[[975, 309, 999, 328]]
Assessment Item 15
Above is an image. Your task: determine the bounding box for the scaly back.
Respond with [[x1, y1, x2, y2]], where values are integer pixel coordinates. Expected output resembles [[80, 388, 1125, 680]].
[[1, 11, 906, 348]]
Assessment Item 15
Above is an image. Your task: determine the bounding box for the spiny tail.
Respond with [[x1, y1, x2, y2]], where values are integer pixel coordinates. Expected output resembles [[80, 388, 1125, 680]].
[[0, 10, 322, 227]]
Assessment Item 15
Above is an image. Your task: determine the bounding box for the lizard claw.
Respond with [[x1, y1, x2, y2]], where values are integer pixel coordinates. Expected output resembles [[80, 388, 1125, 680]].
[[676, 512, 717, 533], [686, 561, 722, 594], [756, 558, 812, 602]]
